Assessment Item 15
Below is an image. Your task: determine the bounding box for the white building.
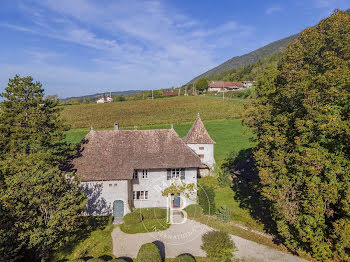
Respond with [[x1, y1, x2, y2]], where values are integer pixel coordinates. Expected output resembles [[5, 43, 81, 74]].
[[73, 115, 215, 218], [96, 95, 113, 103]]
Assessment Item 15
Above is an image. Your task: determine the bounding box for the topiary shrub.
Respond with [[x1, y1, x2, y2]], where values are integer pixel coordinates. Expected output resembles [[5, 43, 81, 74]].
[[198, 185, 216, 215], [201, 230, 236, 262], [136, 243, 162, 262], [174, 254, 196, 262], [87, 258, 104, 262], [216, 205, 231, 223], [123, 211, 143, 225], [138, 208, 167, 219], [198, 176, 219, 189], [184, 204, 203, 219]]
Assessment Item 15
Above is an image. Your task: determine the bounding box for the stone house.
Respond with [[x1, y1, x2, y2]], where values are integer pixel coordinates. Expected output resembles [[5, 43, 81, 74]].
[[73, 115, 215, 218]]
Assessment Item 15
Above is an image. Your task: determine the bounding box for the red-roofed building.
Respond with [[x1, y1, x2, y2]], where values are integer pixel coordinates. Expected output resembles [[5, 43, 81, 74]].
[[208, 81, 244, 92]]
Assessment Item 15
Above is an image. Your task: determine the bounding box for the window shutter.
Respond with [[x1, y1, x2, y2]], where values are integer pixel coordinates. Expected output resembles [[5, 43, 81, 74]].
[[167, 169, 171, 180], [181, 168, 185, 180]]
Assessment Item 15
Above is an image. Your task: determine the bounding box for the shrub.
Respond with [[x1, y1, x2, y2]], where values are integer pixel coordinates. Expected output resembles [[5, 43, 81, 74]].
[[70, 259, 85, 262], [174, 254, 196, 262], [138, 208, 167, 219], [123, 211, 143, 225], [216, 206, 231, 222], [201, 231, 236, 262], [198, 185, 216, 215], [136, 243, 162, 262], [216, 168, 231, 188], [87, 258, 104, 262], [111, 259, 128, 262], [184, 204, 203, 219], [198, 176, 219, 189]]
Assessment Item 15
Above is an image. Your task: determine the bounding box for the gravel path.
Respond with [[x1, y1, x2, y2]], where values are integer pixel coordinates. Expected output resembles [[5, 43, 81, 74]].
[[112, 218, 306, 261]]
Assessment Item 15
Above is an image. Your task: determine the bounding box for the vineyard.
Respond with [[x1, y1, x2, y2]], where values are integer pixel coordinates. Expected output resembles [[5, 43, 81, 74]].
[[60, 96, 245, 129]]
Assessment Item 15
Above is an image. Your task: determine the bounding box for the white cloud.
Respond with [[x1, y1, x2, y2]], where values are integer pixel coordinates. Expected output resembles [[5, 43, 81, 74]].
[[1, 0, 254, 97], [266, 6, 282, 15]]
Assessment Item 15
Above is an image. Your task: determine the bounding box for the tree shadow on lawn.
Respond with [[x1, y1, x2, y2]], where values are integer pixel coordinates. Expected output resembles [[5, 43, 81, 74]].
[[222, 149, 279, 237]]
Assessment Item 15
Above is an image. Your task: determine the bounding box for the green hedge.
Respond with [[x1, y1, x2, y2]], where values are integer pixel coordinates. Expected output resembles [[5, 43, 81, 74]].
[[123, 212, 143, 225], [136, 243, 162, 262], [174, 254, 196, 262], [201, 230, 236, 261], [198, 185, 216, 215], [184, 204, 203, 219], [198, 176, 219, 189], [138, 208, 167, 219], [87, 258, 104, 262]]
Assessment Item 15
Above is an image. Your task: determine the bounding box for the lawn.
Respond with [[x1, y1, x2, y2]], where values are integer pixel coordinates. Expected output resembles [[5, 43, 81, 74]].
[[60, 96, 245, 129], [65, 119, 254, 165]]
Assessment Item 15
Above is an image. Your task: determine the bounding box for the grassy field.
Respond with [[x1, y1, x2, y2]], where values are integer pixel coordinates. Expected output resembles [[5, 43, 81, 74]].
[[60, 96, 245, 128], [65, 119, 254, 165]]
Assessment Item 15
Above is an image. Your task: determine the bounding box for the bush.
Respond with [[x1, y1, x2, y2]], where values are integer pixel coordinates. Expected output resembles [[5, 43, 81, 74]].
[[198, 176, 219, 189], [216, 167, 231, 188], [111, 259, 128, 262], [138, 208, 167, 219], [123, 211, 143, 225], [216, 206, 231, 222], [87, 258, 104, 262], [70, 259, 85, 262], [184, 204, 203, 219], [198, 185, 216, 215], [174, 254, 196, 262], [201, 231, 236, 261], [136, 243, 162, 262]]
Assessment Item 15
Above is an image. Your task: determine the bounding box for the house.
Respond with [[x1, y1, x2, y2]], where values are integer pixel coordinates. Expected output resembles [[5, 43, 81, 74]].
[[73, 115, 215, 218], [242, 81, 254, 88], [96, 94, 113, 103], [162, 90, 179, 96], [208, 81, 244, 92]]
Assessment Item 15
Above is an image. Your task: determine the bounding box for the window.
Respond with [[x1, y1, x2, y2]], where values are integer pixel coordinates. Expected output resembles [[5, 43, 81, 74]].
[[171, 168, 180, 179], [133, 191, 149, 200], [114, 183, 117, 186], [199, 146, 204, 150], [109, 184, 112, 187], [199, 154, 204, 159], [142, 169, 148, 178], [133, 170, 138, 179]]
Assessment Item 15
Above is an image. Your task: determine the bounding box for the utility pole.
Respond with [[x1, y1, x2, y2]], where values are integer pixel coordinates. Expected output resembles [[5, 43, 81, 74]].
[[178, 88, 180, 96], [222, 81, 225, 100], [152, 90, 154, 100]]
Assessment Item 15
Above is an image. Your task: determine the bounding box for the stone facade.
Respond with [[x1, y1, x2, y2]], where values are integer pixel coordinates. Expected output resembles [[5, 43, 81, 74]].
[[82, 168, 197, 216], [186, 143, 215, 169]]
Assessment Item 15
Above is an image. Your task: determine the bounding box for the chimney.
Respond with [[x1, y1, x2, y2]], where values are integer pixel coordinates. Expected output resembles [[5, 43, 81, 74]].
[[114, 123, 119, 131]]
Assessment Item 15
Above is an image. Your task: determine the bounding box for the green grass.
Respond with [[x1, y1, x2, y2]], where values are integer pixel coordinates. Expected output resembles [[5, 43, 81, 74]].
[[53, 218, 115, 261], [60, 96, 245, 129], [65, 119, 254, 165], [120, 218, 170, 234], [215, 187, 264, 231]]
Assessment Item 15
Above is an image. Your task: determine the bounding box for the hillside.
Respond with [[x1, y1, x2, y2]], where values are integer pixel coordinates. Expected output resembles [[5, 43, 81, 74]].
[[63, 90, 143, 101], [188, 33, 299, 83], [60, 96, 245, 128]]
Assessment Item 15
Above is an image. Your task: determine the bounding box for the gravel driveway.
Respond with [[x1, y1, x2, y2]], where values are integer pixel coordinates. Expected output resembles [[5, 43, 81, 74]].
[[112, 218, 306, 261]]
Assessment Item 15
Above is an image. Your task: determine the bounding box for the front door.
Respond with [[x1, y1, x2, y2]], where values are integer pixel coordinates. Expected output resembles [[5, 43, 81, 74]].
[[113, 200, 124, 217], [173, 194, 180, 208]]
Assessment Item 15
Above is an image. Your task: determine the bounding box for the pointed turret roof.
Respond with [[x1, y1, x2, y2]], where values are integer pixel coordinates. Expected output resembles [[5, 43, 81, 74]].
[[183, 114, 215, 144]]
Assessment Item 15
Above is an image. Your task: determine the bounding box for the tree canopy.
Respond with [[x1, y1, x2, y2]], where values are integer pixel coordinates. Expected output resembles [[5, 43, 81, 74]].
[[246, 10, 350, 260], [195, 78, 208, 93], [0, 75, 86, 261]]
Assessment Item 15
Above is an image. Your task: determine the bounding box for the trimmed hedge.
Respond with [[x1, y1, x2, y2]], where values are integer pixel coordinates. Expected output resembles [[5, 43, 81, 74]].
[[136, 243, 162, 262], [198, 176, 219, 189], [87, 258, 104, 262], [174, 254, 196, 262], [184, 204, 203, 219], [198, 185, 216, 215], [138, 208, 167, 219], [201, 230, 236, 262], [123, 211, 143, 225]]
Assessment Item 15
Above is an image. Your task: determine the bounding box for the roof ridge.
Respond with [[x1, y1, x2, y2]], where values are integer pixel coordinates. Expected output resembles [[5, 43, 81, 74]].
[[183, 116, 215, 144]]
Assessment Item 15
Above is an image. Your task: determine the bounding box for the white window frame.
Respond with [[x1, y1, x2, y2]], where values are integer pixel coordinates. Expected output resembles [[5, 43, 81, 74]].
[[171, 168, 180, 179], [142, 169, 148, 179], [133, 190, 149, 200]]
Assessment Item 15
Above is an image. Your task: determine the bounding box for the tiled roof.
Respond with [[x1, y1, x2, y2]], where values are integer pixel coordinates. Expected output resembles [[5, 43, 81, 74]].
[[209, 81, 244, 88], [183, 115, 215, 144], [73, 129, 204, 181]]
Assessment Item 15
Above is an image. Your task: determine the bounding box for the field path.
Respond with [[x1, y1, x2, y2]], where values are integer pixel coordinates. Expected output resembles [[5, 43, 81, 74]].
[[112, 218, 306, 261]]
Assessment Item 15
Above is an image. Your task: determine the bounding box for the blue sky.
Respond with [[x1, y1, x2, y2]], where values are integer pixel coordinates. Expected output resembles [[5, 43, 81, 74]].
[[0, 0, 348, 98]]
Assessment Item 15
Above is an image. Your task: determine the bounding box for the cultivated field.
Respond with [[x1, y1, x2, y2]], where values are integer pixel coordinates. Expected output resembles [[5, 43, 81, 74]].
[[60, 96, 245, 128]]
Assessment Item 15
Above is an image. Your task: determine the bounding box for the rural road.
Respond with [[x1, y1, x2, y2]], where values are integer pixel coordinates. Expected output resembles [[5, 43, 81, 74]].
[[112, 218, 307, 261]]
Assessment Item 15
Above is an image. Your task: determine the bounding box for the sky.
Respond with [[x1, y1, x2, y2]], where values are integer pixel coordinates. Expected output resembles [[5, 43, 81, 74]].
[[0, 0, 348, 98]]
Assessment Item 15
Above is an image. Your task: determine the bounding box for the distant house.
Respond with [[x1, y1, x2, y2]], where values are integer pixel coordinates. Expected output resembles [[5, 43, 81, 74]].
[[208, 81, 244, 92], [73, 115, 215, 217], [242, 81, 254, 88], [96, 94, 113, 103], [162, 90, 179, 96]]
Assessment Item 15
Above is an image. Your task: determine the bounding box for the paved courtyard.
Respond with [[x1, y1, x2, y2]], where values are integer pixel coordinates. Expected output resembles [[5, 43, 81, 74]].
[[112, 218, 307, 261]]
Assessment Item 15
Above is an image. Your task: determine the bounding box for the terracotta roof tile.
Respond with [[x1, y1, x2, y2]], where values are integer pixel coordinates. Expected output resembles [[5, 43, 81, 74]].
[[73, 129, 204, 181]]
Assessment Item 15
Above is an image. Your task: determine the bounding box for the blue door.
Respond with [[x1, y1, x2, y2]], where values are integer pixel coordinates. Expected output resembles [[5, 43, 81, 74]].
[[113, 200, 124, 217], [173, 194, 180, 208]]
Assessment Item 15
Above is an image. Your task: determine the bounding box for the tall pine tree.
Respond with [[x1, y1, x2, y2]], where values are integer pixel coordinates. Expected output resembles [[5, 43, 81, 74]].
[[246, 10, 350, 260], [0, 75, 86, 261]]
